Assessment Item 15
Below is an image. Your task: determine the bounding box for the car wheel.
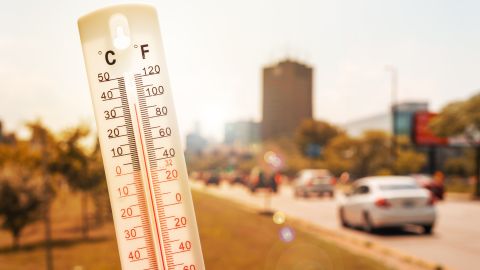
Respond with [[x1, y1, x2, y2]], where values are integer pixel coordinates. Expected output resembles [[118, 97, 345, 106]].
[[363, 212, 376, 233], [339, 208, 349, 228], [423, 224, 434, 235]]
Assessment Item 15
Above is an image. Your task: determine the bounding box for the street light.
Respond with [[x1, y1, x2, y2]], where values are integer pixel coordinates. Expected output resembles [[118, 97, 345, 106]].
[[385, 65, 398, 160]]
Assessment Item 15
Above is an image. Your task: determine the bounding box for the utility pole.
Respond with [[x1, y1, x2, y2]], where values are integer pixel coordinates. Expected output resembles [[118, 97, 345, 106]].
[[385, 66, 398, 161]]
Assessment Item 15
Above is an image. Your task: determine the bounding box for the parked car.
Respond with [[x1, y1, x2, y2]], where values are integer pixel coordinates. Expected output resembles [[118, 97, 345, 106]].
[[411, 173, 445, 200], [248, 167, 278, 193], [206, 172, 220, 186], [293, 169, 335, 198], [338, 176, 436, 234]]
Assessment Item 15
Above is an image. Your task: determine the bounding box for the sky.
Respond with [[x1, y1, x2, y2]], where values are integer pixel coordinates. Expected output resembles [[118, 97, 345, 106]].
[[1, 0, 480, 140]]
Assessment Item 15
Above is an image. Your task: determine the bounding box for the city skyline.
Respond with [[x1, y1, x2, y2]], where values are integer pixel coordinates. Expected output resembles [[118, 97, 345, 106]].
[[2, 0, 480, 140]]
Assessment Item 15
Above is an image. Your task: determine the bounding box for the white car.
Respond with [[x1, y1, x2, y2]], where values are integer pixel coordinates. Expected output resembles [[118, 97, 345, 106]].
[[338, 176, 436, 234]]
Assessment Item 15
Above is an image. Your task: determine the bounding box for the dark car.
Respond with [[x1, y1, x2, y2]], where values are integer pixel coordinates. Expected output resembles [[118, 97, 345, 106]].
[[206, 173, 220, 186]]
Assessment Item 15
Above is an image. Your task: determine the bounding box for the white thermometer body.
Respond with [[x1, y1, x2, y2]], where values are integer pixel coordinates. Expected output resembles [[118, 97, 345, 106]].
[[78, 4, 205, 270]]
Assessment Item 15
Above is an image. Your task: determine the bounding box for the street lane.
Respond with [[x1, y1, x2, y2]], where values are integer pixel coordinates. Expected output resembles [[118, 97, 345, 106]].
[[193, 182, 480, 270]]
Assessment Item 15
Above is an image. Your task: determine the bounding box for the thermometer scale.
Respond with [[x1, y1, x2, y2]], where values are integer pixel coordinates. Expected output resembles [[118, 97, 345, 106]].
[[78, 4, 205, 270]]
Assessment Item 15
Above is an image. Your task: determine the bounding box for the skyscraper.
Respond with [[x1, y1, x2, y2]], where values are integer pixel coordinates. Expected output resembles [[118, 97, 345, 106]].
[[262, 59, 313, 140]]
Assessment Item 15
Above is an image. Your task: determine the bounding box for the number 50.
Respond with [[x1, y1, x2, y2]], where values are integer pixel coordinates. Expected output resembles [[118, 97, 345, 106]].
[[98, 72, 110, 82]]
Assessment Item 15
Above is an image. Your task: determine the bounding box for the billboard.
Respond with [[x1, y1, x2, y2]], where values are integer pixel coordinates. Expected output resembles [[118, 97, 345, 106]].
[[412, 112, 448, 146]]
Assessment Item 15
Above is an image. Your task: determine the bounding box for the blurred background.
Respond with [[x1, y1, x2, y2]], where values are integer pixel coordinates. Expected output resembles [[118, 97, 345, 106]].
[[1, 0, 480, 269]]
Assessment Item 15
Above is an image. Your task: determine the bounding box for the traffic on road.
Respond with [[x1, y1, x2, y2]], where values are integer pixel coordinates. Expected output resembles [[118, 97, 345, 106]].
[[192, 169, 480, 270]]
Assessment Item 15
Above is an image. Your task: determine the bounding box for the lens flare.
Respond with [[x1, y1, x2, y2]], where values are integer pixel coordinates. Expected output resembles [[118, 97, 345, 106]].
[[279, 226, 295, 242], [273, 211, 286, 225], [264, 151, 283, 169]]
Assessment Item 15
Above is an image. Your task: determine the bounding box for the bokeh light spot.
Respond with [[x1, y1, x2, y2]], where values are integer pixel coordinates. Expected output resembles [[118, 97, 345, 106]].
[[273, 211, 286, 225], [263, 151, 283, 169], [279, 226, 295, 243]]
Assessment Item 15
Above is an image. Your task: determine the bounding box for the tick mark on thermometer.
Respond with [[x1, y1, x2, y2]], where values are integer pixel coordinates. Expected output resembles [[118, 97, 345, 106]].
[[122, 215, 141, 219], [164, 239, 179, 243], [162, 202, 181, 207], [171, 249, 191, 255], [117, 171, 134, 176], [167, 225, 185, 231], [158, 179, 179, 184]]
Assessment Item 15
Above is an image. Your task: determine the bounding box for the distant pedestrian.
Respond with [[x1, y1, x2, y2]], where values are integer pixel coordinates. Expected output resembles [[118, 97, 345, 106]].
[[431, 171, 445, 200]]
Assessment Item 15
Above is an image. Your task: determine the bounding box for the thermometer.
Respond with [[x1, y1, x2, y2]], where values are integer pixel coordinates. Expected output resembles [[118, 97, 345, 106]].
[[78, 4, 205, 270]]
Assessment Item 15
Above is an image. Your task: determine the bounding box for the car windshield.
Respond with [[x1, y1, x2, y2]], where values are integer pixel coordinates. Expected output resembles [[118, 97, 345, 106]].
[[379, 184, 419, 190]]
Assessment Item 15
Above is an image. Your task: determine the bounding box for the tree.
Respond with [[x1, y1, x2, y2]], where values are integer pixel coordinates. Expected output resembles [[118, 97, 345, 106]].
[[58, 126, 102, 238], [324, 132, 426, 178], [88, 140, 108, 226], [430, 93, 480, 196], [324, 135, 360, 176], [443, 152, 475, 177], [355, 131, 393, 177], [295, 119, 343, 159], [393, 136, 426, 175], [28, 121, 61, 196], [0, 143, 44, 249], [27, 121, 60, 270]]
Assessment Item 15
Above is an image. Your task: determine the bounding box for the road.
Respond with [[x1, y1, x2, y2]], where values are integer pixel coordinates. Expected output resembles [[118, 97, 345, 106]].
[[192, 182, 480, 270]]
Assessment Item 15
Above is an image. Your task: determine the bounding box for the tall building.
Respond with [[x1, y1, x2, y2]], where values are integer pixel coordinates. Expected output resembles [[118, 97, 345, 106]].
[[224, 120, 260, 146], [262, 59, 313, 140]]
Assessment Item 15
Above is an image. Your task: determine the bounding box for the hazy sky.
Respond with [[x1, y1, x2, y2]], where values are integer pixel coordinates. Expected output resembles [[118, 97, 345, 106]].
[[1, 0, 480, 140]]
